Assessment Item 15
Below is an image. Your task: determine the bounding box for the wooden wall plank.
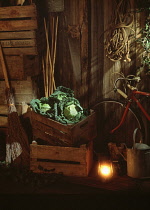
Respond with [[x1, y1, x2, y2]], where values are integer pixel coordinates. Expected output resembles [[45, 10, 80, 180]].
[[90, 0, 104, 107], [49, 0, 150, 145], [67, 0, 81, 98], [79, 0, 89, 107], [56, 0, 82, 101], [89, 0, 150, 146], [56, 0, 89, 107]]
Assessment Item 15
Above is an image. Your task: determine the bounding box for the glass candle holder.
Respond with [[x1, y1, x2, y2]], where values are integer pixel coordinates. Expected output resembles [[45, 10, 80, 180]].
[[98, 160, 113, 182]]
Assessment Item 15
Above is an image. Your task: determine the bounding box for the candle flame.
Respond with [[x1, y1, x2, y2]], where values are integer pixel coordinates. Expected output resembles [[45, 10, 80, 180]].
[[98, 163, 113, 178], [100, 165, 111, 176]]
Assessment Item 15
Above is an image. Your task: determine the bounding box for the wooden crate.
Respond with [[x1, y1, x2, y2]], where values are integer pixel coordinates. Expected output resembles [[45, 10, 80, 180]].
[[0, 4, 45, 79], [30, 140, 93, 177], [0, 4, 39, 56], [30, 110, 97, 147]]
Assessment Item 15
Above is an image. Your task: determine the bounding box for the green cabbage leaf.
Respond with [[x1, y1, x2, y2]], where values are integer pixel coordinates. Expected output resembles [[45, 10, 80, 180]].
[[30, 86, 89, 124]]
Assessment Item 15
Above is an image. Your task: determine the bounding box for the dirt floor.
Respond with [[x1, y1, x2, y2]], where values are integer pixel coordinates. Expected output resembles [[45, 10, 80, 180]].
[[0, 135, 150, 210], [0, 160, 150, 210], [1, 175, 150, 210]]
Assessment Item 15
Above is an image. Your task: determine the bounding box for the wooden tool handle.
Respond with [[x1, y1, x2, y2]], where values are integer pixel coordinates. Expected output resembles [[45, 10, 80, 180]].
[[0, 43, 10, 89]]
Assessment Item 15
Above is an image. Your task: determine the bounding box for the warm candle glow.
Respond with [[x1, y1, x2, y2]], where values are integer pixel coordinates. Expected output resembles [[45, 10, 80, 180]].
[[100, 165, 111, 176], [98, 162, 113, 179]]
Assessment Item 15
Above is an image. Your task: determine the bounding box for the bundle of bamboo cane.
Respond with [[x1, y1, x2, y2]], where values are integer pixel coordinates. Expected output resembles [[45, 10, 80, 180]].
[[42, 15, 58, 97]]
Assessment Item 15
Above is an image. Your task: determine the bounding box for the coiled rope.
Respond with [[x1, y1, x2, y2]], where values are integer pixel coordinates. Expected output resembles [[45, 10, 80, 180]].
[[104, 0, 134, 62]]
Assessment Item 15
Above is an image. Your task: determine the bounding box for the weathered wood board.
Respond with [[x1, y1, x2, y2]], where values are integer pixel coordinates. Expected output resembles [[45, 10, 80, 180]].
[[0, 55, 24, 79], [30, 109, 97, 147], [0, 4, 38, 55], [1, 40, 36, 48], [0, 19, 37, 32], [0, 105, 8, 115], [0, 116, 8, 127], [0, 31, 36, 39], [0, 77, 37, 104], [30, 141, 93, 177], [0, 5, 37, 19]]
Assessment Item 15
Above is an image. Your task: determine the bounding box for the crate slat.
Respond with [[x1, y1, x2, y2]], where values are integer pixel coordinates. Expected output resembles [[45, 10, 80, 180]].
[[30, 141, 93, 176], [30, 144, 86, 163], [32, 119, 71, 144], [31, 111, 71, 134], [1, 39, 36, 48], [32, 128, 70, 146], [3, 47, 37, 55], [31, 110, 97, 146], [0, 5, 37, 19], [0, 19, 37, 31], [30, 161, 88, 177], [71, 112, 97, 144], [0, 31, 36, 40]]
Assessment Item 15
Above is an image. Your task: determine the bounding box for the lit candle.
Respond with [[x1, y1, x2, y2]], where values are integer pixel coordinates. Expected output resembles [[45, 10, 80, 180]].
[[98, 160, 113, 181]]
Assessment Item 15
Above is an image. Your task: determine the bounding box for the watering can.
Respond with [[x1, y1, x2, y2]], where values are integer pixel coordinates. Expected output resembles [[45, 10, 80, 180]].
[[127, 128, 150, 178]]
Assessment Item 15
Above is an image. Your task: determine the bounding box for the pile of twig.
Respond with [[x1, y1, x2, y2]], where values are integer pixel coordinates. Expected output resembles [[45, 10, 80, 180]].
[[42, 15, 58, 97], [104, 0, 134, 62]]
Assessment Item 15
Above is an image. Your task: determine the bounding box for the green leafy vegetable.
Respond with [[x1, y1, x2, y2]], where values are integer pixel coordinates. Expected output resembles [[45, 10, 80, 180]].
[[30, 86, 89, 124]]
